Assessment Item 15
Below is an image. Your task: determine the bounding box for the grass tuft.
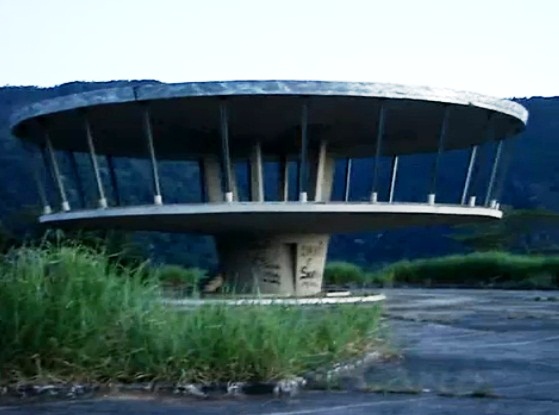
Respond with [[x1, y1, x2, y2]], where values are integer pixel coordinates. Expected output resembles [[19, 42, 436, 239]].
[[324, 261, 367, 286], [0, 245, 383, 384], [374, 252, 559, 288], [155, 264, 206, 287]]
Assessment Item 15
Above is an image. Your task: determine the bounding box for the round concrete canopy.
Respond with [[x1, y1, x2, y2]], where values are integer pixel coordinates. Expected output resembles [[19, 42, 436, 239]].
[[11, 80, 528, 160], [39, 202, 502, 234]]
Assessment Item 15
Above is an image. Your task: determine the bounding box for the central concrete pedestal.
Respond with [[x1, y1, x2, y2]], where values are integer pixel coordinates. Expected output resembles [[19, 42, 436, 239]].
[[215, 234, 329, 296]]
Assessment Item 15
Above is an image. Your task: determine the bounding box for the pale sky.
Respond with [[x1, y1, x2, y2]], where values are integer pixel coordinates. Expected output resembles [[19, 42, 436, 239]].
[[1, 0, 557, 98]]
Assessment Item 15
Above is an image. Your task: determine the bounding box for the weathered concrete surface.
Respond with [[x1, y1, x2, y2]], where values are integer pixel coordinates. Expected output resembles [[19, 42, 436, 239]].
[[306, 141, 335, 203], [215, 234, 328, 296], [4, 289, 559, 414], [369, 289, 559, 401], [3, 393, 558, 415], [39, 202, 502, 234], [201, 156, 224, 202], [11, 80, 528, 159]]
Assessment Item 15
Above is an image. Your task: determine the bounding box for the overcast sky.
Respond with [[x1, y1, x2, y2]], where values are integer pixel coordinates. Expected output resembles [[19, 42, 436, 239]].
[[1, 0, 557, 98]]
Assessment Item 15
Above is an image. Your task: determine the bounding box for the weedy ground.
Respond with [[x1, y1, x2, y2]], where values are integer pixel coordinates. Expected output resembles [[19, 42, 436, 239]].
[[0, 244, 384, 384]]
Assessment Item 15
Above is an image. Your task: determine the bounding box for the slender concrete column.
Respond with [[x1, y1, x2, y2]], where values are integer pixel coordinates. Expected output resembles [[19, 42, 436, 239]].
[[67, 152, 86, 208], [307, 141, 335, 202], [219, 101, 234, 202], [469, 114, 495, 205], [296, 161, 301, 196], [34, 179, 52, 214], [250, 142, 264, 202], [460, 146, 478, 205], [44, 133, 70, 212], [201, 157, 223, 202], [84, 115, 108, 208], [200, 156, 238, 203], [388, 155, 399, 203], [40, 147, 56, 201], [216, 233, 329, 296], [427, 193, 436, 205], [313, 140, 327, 201], [26, 144, 52, 215], [106, 155, 121, 206], [141, 105, 163, 205], [33, 166, 52, 214], [198, 159, 207, 202], [321, 156, 336, 202], [308, 158, 336, 202], [494, 137, 516, 204], [299, 100, 309, 202], [371, 102, 386, 203], [485, 139, 503, 206], [279, 156, 289, 201], [428, 105, 450, 204], [344, 158, 352, 202], [230, 162, 239, 201]]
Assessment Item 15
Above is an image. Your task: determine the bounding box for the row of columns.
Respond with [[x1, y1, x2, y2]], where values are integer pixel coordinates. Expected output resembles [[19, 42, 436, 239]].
[[364, 105, 509, 208], [30, 100, 511, 214]]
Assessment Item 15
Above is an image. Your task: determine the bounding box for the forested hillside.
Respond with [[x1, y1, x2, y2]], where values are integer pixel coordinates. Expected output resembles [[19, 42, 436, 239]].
[[0, 81, 557, 268]]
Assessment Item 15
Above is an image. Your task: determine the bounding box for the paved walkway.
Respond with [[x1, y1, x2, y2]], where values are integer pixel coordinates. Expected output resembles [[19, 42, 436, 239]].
[[2, 289, 559, 414]]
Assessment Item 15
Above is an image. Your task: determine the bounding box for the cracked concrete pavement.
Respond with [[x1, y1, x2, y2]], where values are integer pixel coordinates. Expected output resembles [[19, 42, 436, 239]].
[[2, 289, 558, 414]]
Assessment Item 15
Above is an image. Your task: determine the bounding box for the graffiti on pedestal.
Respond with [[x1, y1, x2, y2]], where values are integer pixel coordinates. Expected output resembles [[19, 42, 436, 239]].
[[262, 263, 281, 285], [297, 241, 325, 289], [299, 264, 316, 280], [251, 245, 282, 285], [299, 262, 319, 288], [299, 243, 323, 258]]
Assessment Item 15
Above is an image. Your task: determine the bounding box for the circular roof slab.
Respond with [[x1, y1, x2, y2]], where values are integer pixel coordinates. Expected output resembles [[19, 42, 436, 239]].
[[39, 202, 502, 234], [11, 81, 527, 159]]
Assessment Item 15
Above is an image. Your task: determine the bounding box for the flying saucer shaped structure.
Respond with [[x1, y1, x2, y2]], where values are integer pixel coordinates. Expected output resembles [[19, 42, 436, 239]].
[[10, 80, 528, 296]]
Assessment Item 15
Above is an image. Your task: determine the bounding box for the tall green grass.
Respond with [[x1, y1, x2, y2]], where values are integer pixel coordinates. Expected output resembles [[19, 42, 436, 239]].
[[327, 252, 559, 289], [324, 261, 366, 285], [0, 245, 383, 383], [377, 252, 559, 288], [324, 261, 394, 287], [155, 264, 206, 287]]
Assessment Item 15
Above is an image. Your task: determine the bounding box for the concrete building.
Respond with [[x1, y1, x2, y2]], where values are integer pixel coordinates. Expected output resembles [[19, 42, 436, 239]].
[[10, 81, 528, 296]]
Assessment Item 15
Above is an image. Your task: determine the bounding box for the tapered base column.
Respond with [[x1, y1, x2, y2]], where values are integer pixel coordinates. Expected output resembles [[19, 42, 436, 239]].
[[215, 234, 329, 296]]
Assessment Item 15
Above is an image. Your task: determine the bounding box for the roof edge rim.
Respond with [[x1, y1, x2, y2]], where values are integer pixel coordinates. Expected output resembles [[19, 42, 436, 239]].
[[9, 80, 529, 134]]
